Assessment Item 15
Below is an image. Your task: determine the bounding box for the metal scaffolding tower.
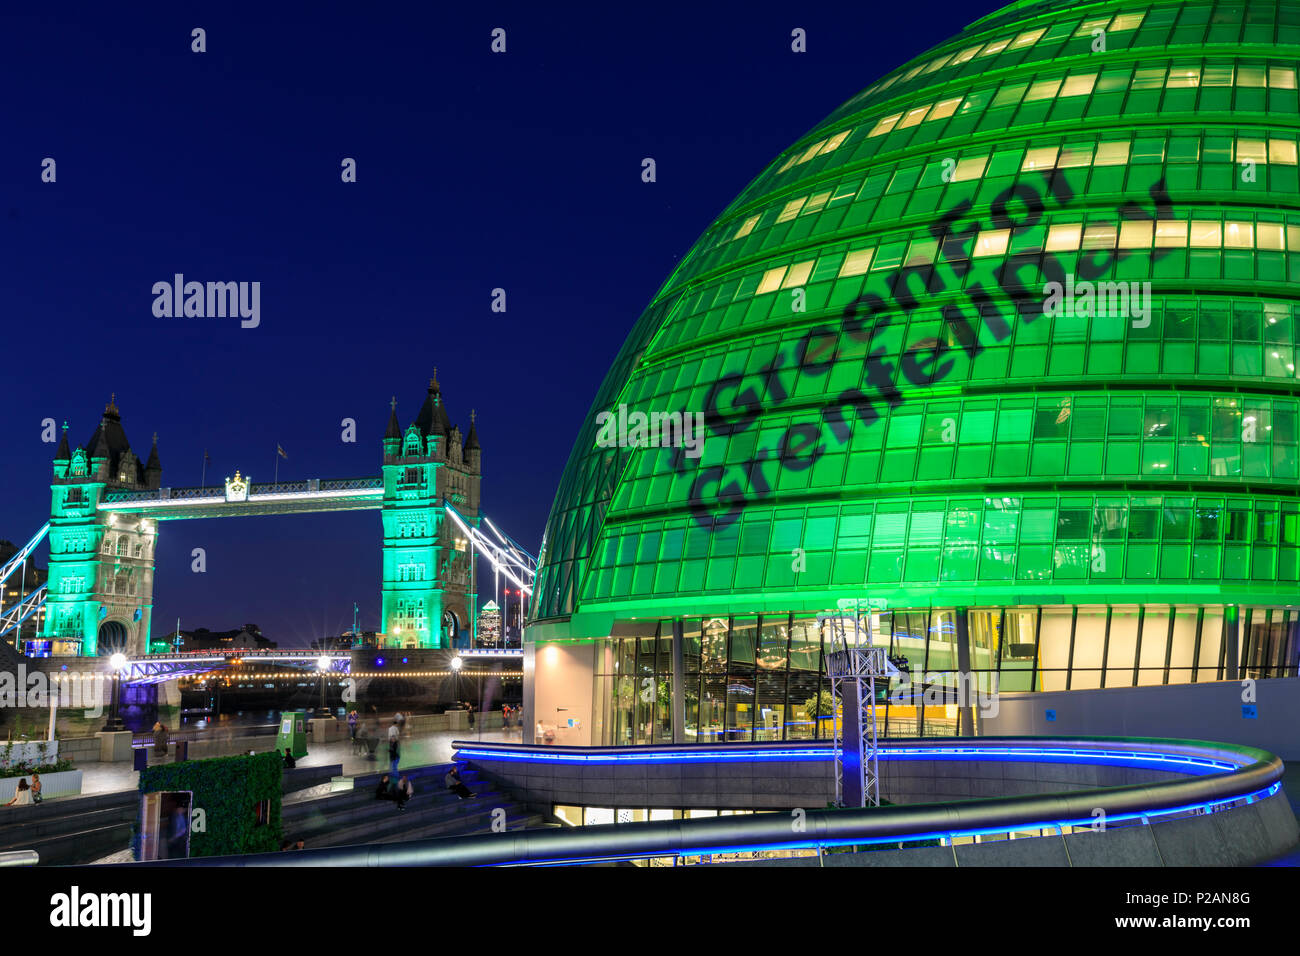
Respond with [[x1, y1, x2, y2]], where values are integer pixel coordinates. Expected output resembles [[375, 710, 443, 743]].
[[820, 608, 898, 808]]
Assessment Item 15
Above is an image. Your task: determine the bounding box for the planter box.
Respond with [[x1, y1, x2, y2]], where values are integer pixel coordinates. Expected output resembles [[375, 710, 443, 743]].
[[0, 740, 59, 770], [0, 769, 83, 802]]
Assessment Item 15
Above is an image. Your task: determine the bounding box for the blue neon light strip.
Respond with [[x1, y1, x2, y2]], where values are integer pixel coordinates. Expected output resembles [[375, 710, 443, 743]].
[[496, 782, 1281, 866], [454, 744, 1238, 775]]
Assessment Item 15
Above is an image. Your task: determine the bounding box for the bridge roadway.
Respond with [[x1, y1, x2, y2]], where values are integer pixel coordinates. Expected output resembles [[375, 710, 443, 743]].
[[99, 477, 384, 520], [119, 646, 522, 682]]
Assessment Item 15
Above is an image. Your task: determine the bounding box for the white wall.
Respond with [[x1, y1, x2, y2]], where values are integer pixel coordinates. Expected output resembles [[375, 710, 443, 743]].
[[529, 642, 596, 747]]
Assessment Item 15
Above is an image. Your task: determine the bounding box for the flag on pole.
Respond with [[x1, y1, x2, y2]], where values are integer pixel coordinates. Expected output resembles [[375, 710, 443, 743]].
[[204, 449, 211, 464], [277, 444, 288, 459]]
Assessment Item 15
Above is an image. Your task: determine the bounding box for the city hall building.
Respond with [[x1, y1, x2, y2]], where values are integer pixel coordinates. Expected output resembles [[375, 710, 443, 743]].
[[523, 0, 1300, 747]]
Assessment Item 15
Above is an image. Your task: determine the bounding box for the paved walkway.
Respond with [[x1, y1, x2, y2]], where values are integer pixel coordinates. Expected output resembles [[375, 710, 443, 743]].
[[69, 725, 520, 797]]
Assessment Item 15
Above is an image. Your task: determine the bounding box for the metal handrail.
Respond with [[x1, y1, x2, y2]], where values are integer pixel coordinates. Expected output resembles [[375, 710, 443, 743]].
[[126, 736, 1286, 867], [0, 851, 39, 867]]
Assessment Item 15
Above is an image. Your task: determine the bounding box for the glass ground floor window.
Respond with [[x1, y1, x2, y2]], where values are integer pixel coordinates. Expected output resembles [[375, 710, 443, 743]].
[[589, 605, 1299, 744]]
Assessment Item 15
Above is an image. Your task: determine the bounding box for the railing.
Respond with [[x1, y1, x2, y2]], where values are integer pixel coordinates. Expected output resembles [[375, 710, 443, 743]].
[[103, 476, 382, 505], [0, 851, 39, 867], [128, 736, 1288, 867]]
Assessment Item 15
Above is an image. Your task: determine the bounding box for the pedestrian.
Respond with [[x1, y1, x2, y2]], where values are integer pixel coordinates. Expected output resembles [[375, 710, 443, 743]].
[[388, 731, 400, 775], [394, 773, 414, 811], [283, 748, 296, 769], [347, 709, 358, 742], [466, 702, 475, 730], [375, 774, 395, 801], [502, 704, 510, 729], [445, 766, 473, 800], [4, 778, 32, 807], [152, 721, 169, 757], [30, 772, 41, 804], [395, 710, 406, 737]]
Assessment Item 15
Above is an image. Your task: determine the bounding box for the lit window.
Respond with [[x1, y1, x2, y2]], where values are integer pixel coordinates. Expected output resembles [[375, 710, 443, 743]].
[[1237, 66, 1268, 88], [950, 44, 983, 65], [1236, 139, 1268, 163], [928, 97, 963, 120], [1021, 146, 1058, 170], [798, 141, 824, 164], [757, 267, 786, 295], [905, 239, 938, 265], [992, 83, 1028, 108], [777, 198, 805, 224], [1057, 145, 1093, 168], [923, 54, 953, 74], [803, 192, 831, 216], [1269, 139, 1299, 165], [973, 229, 1010, 257], [1269, 67, 1297, 89], [1202, 65, 1234, 87], [1166, 68, 1200, 88], [897, 106, 929, 129], [1223, 221, 1254, 249], [902, 64, 926, 82], [1119, 220, 1153, 248], [1132, 66, 1167, 90], [1025, 78, 1062, 101], [1257, 223, 1285, 251], [839, 248, 875, 277], [777, 155, 798, 173], [782, 260, 814, 288], [1094, 141, 1130, 165], [821, 130, 852, 153], [1081, 224, 1117, 250], [1109, 12, 1144, 31], [1154, 221, 1188, 247], [868, 114, 902, 137], [733, 215, 759, 239], [1289, 226, 1300, 251], [978, 38, 1011, 57], [1060, 74, 1097, 97], [1045, 224, 1082, 251], [1074, 17, 1110, 37], [1189, 220, 1222, 248], [1011, 28, 1046, 48], [952, 155, 988, 182]]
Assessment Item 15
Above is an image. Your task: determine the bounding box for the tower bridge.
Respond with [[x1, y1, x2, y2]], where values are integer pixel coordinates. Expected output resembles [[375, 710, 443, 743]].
[[0, 373, 534, 659]]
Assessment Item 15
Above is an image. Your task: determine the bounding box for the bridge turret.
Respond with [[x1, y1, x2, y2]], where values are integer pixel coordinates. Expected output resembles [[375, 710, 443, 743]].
[[144, 433, 162, 490], [464, 410, 481, 475]]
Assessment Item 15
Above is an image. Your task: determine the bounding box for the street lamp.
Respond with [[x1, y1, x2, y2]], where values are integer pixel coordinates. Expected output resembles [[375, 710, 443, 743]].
[[316, 655, 331, 717], [103, 654, 128, 731]]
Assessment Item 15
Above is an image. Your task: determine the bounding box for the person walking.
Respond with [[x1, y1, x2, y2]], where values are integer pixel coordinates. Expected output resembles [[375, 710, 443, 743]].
[[395, 710, 406, 738], [30, 772, 41, 804], [4, 778, 32, 807], [502, 704, 510, 729], [466, 702, 475, 731], [388, 730, 401, 775]]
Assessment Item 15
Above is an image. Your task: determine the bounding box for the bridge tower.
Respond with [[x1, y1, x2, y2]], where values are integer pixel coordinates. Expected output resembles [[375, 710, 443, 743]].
[[379, 371, 480, 649], [41, 397, 160, 657]]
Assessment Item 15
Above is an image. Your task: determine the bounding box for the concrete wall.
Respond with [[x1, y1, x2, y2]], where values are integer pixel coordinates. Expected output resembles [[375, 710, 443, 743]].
[[981, 677, 1300, 759]]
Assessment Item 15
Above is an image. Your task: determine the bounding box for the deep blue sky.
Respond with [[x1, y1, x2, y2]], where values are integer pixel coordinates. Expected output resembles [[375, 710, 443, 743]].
[[1, 1, 975, 646]]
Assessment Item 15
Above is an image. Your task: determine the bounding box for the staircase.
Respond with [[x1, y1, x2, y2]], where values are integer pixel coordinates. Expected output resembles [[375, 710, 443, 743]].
[[0, 790, 137, 866], [281, 763, 552, 850]]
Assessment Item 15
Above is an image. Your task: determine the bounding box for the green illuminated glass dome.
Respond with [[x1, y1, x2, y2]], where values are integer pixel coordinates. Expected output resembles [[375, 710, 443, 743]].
[[530, 0, 1300, 703]]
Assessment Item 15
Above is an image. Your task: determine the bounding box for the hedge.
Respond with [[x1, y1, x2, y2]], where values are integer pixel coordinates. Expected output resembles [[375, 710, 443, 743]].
[[138, 751, 282, 858]]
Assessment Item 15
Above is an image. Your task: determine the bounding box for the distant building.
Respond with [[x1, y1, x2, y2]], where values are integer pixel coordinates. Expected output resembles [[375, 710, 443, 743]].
[[0, 539, 47, 646], [156, 623, 276, 653]]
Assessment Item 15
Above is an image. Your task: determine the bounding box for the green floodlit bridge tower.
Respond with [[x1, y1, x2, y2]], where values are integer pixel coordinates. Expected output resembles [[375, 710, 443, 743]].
[[8, 377, 482, 657], [526, 0, 1300, 749]]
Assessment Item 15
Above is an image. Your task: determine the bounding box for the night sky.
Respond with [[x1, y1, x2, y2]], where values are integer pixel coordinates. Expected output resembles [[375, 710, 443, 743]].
[[1, 1, 973, 646]]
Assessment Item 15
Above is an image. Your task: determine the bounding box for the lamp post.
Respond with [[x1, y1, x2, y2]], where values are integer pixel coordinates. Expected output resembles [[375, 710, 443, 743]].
[[103, 653, 128, 731], [317, 655, 331, 718]]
